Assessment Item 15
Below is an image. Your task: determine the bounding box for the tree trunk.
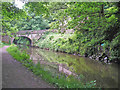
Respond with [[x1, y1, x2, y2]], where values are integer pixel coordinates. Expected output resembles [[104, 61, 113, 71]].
[[101, 4, 104, 17]]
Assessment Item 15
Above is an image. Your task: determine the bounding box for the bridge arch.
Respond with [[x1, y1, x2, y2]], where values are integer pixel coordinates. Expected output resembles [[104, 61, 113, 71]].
[[12, 36, 32, 46]]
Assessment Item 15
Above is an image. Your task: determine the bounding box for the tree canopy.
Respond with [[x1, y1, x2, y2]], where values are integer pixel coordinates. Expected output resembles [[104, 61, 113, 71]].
[[1, 1, 120, 61]]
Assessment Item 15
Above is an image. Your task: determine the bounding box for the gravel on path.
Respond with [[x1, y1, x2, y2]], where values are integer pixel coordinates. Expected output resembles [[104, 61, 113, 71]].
[[1, 46, 55, 88]]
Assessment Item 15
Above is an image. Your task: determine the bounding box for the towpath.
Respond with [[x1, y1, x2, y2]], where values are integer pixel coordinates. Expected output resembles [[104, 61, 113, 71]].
[[1, 46, 55, 88]]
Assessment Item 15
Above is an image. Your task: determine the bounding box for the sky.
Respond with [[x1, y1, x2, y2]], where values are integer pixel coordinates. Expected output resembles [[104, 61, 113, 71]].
[[15, 0, 25, 9]]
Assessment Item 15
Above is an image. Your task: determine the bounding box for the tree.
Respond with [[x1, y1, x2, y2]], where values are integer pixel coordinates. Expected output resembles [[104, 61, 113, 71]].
[[48, 2, 120, 61], [46, 2, 69, 33], [2, 2, 27, 34], [16, 13, 50, 30]]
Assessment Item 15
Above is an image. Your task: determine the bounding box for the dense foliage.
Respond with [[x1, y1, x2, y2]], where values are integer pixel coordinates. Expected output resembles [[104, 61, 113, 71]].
[[2, 2, 50, 35], [17, 13, 50, 30], [64, 2, 120, 62], [2, 2, 26, 35], [2, 1, 120, 63], [37, 2, 120, 63]]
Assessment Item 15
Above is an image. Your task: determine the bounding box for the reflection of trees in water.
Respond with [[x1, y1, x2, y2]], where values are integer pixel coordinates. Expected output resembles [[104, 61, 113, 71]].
[[21, 47, 118, 88], [28, 48, 77, 76], [59, 63, 77, 76]]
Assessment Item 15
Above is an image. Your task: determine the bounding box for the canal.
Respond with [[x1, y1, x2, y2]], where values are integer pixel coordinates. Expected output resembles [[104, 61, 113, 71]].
[[18, 45, 118, 88]]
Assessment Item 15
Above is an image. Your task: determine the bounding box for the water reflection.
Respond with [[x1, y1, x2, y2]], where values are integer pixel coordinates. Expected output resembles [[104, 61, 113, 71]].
[[18, 45, 118, 88], [31, 58, 77, 76], [59, 63, 77, 76]]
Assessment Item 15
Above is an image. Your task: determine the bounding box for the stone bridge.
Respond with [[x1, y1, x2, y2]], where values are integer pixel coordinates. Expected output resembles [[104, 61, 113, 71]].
[[12, 30, 49, 46], [2, 29, 51, 46], [2, 29, 74, 46]]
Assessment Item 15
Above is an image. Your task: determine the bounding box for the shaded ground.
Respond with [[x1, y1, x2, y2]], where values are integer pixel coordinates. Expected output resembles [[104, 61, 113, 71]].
[[1, 46, 55, 88]]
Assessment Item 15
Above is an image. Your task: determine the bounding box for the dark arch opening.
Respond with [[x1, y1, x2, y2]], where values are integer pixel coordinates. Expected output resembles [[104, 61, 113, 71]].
[[13, 36, 32, 46]]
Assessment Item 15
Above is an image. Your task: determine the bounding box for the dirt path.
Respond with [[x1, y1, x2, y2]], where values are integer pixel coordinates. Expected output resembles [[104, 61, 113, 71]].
[[1, 46, 55, 88]]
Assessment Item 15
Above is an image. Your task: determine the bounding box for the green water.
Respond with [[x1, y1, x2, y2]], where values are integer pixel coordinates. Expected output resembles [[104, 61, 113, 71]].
[[18, 45, 119, 88]]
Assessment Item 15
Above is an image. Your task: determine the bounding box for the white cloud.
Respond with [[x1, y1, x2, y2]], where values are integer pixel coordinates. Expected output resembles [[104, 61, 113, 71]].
[[15, 0, 25, 9]]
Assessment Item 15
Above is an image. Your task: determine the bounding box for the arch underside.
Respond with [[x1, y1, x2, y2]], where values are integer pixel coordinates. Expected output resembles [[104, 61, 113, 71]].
[[13, 36, 32, 46]]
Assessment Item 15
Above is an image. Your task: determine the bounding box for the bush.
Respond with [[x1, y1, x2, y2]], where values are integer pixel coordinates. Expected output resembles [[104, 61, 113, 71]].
[[109, 35, 120, 61], [37, 29, 120, 64], [49, 36, 54, 40]]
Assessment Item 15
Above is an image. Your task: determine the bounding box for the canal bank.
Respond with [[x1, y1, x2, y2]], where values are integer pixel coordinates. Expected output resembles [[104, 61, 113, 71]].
[[17, 45, 119, 88], [6, 45, 98, 88], [35, 32, 120, 64]]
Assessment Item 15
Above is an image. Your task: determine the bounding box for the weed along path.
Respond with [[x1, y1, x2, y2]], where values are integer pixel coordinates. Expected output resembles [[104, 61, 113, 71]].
[[1, 46, 54, 88]]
